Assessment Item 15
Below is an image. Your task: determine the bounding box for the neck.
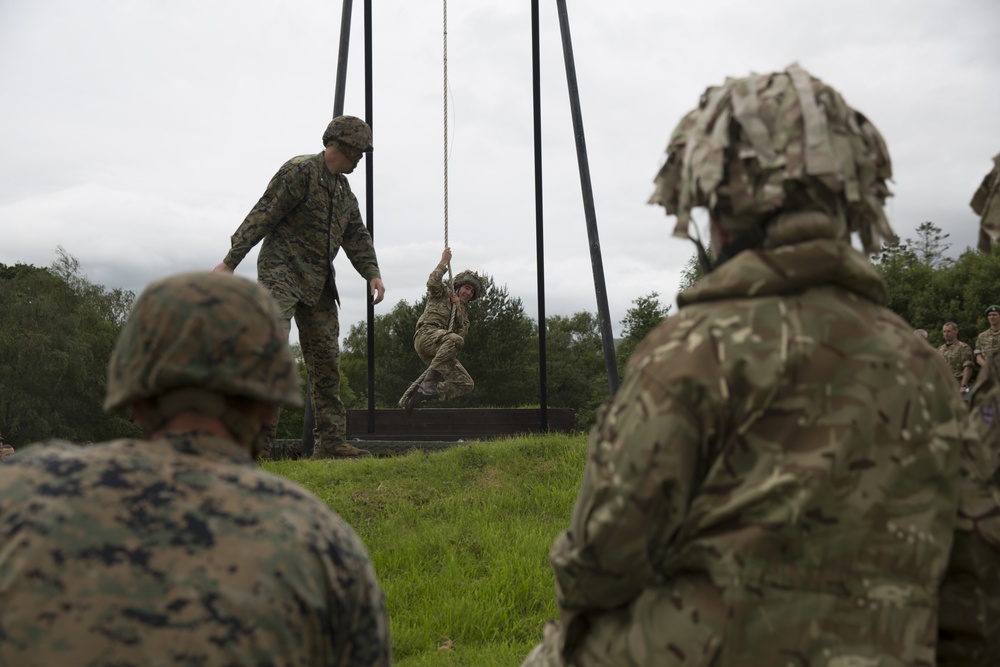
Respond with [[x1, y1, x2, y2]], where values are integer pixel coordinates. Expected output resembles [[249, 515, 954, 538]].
[[147, 413, 249, 453]]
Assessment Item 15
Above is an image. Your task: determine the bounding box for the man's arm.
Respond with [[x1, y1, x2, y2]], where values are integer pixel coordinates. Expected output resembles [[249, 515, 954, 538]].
[[219, 161, 306, 270], [551, 365, 703, 613]]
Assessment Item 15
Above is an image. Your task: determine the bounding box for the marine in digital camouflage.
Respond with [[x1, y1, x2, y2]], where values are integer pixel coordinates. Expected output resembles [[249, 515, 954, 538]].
[[0, 436, 390, 667], [523, 65, 965, 667], [222, 116, 381, 457], [0, 271, 391, 665]]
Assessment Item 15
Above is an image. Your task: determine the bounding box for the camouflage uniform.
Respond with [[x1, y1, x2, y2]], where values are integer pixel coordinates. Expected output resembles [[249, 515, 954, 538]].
[[937, 153, 1000, 666], [0, 272, 391, 665], [0, 436, 390, 666], [523, 65, 966, 667], [974, 326, 1000, 365], [412, 263, 474, 403], [223, 118, 381, 456], [938, 339, 975, 381]]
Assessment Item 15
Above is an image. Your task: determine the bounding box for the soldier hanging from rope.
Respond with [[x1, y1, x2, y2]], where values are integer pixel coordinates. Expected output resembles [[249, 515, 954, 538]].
[[402, 247, 484, 414]]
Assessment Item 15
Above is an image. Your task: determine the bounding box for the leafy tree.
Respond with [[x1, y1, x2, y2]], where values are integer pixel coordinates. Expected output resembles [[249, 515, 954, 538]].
[[545, 312, 605, 426], [450, 274, 537, 407], [340, 273, 537, 409], [0, 256, 140, 446], [616, 292, 671, 377], [912, 221, 953, 269], [678, 246, 714, 292], [274, 343, 312, 438], [341, 299, 425, 409]]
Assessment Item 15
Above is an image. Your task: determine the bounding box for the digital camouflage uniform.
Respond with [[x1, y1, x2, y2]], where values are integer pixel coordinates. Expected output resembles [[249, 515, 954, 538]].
[[523, 65, 966, 667], [937, 339, 975, 382], [0, 436, 390, 667], [223, 118, 381, 457], [412, 263, 475, 403], [0, 272, 390, 665], [937, 153, 1000, 666]]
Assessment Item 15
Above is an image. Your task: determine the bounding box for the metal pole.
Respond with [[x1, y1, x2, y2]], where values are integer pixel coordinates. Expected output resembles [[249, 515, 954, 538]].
[[532, 0, 548, 430], [364, 0, 376, 433], [332, 0, 354, 117], [304, 0, 357, 458], [555, 0, 618, 396]]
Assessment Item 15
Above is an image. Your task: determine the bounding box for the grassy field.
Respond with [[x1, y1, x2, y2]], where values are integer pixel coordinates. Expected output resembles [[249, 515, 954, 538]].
[[263, 433, 588, 667]]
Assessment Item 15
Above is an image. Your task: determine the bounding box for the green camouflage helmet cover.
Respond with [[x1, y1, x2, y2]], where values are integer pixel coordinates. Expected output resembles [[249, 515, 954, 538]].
[[649, 63, 897, 255], [454, 270, 484, 301], [322, 115, 373, 152], [104, 271, 303, 412], [972, 152, 1000, 254]]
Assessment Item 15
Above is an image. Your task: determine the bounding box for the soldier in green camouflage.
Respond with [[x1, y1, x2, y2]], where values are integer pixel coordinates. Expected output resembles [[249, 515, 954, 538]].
[[938, 321, 974, 397], [522, 64, 966, 667], [0, 271, 391, 666], [215, 115, 385, 459], [403, 247, 483, 414], [937, 152, 1000, 666], [974, 305, 1000, 368]]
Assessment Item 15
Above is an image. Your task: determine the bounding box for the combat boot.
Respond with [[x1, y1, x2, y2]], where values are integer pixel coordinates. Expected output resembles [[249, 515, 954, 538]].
[[311, 442, 372, 459], [417, 369, 442, 398], [404, 389, 425, 416]]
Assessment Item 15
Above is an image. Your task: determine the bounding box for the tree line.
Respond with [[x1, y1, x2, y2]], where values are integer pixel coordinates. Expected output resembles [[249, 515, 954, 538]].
[[1, 254, 668, 445], [6, 222, 990, 446]]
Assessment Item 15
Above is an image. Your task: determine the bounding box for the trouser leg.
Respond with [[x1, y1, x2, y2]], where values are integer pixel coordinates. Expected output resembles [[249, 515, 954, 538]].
[[413, 328, 473, 402], [296, 283, 346, 454]]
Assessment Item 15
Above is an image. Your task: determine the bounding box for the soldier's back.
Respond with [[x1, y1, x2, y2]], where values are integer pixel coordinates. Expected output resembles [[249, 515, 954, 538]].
[[0, 434, 390, 667]]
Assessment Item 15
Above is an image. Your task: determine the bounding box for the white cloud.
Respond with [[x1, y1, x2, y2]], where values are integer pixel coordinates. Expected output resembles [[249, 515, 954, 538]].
[[1, 0, 998, 344]]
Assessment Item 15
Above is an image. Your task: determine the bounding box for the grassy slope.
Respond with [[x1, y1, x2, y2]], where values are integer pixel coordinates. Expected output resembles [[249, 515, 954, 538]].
[[263, 433, 588, 667]]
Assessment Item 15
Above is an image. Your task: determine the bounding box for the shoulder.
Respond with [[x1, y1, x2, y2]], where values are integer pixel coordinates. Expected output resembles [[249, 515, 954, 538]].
[[229, 467, 372, 557], [274, 153, 323, 179]]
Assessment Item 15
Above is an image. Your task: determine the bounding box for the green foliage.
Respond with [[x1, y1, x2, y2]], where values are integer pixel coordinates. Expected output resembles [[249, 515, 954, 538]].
[[0, 252, 140, 446], [678, 245, 714, 292], [872, 222, 1000, 384], [460, 276, 537, 407], [263, 434, 588, 666], [341, 274, 538, 409], [616, 292, 671, 378], [274, 343, 309, 438], [544, 312, 607, 427], [912, 220, 953, 269]]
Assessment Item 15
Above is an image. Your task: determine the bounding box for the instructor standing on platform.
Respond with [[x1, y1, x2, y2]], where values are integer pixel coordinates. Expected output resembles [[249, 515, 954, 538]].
[[215, 115, 385, 459]]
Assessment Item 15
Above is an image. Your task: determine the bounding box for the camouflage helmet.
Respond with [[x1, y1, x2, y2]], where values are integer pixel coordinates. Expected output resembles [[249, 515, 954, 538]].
[[322, 115, 373, 152], [453, 270, 484, 301], [104, 271, 303, 412], [972, 152, 1000, 254], [649, 63, 897, 255]]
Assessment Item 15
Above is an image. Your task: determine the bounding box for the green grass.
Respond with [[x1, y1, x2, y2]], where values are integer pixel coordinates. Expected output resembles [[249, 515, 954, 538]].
[[263, 433, 588, 667]]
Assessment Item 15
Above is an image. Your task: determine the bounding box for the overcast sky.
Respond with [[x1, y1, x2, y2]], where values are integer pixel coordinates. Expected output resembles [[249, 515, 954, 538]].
[[2, 0, 998, 343]]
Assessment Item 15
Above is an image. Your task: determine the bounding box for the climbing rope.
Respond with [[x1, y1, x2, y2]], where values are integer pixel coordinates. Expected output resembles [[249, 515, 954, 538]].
[[399, 0, 456, 409], [442, 0, 458, 332]]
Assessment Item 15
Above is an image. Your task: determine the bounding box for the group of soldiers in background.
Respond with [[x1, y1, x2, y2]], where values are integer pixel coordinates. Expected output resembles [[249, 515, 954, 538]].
[[934, 308, 1000, 400], [1, 63, 999, 666]]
